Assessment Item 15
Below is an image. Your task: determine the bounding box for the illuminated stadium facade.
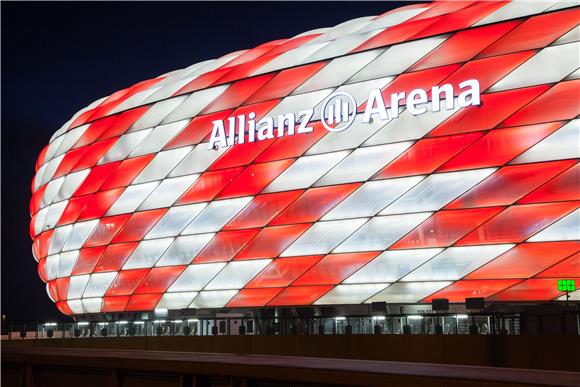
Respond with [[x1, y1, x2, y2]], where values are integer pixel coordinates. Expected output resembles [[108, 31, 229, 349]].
[[30, 1, 579, 318]]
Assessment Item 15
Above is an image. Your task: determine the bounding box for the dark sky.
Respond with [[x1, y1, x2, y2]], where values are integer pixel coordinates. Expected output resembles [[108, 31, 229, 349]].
[[1, 1, 418, 322]]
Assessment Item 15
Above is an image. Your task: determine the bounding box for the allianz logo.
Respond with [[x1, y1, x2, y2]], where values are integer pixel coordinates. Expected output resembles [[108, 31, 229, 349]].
[[208, 79, 481, 150]]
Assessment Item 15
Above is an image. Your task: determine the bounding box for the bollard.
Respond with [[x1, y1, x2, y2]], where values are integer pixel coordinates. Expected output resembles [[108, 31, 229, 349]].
[[318, 324, 324, 335], [403, 325, 411, 335], [373, 324, 381, 335], [435, 325, 443, 334]]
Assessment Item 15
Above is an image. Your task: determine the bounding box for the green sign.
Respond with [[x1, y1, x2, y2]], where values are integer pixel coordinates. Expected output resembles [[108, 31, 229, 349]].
[[557, 279, 576, 292]]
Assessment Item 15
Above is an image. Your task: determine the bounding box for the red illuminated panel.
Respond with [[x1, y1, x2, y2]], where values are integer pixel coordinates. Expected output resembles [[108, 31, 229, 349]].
[[519, 163, 580, 204], [74, 115, 117, 148], [33, 230, 53, 260], [457, 201, 579, 246], [98, 107, 149, 141], [410, 20, 521, 71], [105, 269, 148, 296], [111, 209, 167, 243], [270, 184, 360, 225], [77, 188, 124, 221], [423, 279, 520, 302], [467, 242, 580, 280], [100, 155, 155, 190], [37, 259, 48, 282], [53, 147, 89, 178], [489, 278, 580, 302], [226, 288, 284, 307], [57, 195, 94, 226], [376, 133, 482, 179], [55, 278, 70, 301], [446, 161, 575, 209], [220, 39, 283, 68], [265, 33, 322, 56], [101, 296, 130, 313], [214, 54, 279, 85], [438, 50, 536, 93], [245, 62, 327, 104], [84, 214, 131, 247], [479, 8, 580, 57], [30, 185, 46, 215], [224, 191, 303, 230], [536, 252, 580, 278], [125, 293, 163, 312], [74, 162, 122, 196], [46, 281, 59, 302], [56, 301, 73, 316], [255, 123, 328, 163], [428, 85, 551, 137], [209, 137, 275, 170], [392, 207, 504, 249], [246, 256, 323, 288], [177, 167, 243, 204], [202, 74, 275, 114], [353, 17, 442, 52], [134, 266, 186, 294], [293, 252, 379, 286], [267, 285, 333, 307], [235, 224, 311, 260], [439, 122, 562, 171], [71, 246, 106, 275], [194, 229, 260, 263], [411, 1, 507, 38], [500, 80, 580, 128], [217, 159, 294, 199], [165, 110, 233, 149], [175, 67, 232, 95], [93, 242, 138, 272], [70, 138, 117, 172]]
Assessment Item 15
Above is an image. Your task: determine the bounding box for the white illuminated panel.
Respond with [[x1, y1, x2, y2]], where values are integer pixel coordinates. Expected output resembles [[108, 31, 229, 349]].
[[48, 225, 73, 255], [130, 95, 187, 132], [156, 292, 198, 309], [145, 203, 207, 239], [324, 77, 393, 117], [293, 50, 382, 94], [306, 30, 384, 62], [67, 274, 90, 299], [132, 147, 192, 184], [349, 36, 448, 82], [62, 220, 99, 252], [138, 174, 199, 211], [43, 201, 68, 231], [182, 197, 252, 234], [170, 144, 228, 177], [57, 250, 79, 278], [366, 282, 452, 304], [344, 248, 443, 283], [41, 177, 65, 208], [83, 272, 117, 298], [34, 206, 49, 236], [281, 218, 368, 257], [335, 213, 432, 253], [205, 259, 271, 290], [113, 87, 161, 114], [129, 120, 190, 157], [528, 209, 580, 242], [552, 25, 580, 46], [323, 176, 424, 220], [67, 299, 84, 315], [315, 142, 412, 186], [475, 2, 553, 26], [98, 129, 153, 164], [402, 244, 515, 281], [106, 182, 159, 216], [358, 7, 428, 33], [168, 263, 227, 292], [39, 154, 64, 187], [81, 298, 103, 314], [122, 238, 174, 270], [189, 290, 238, 309], [489, 43, 580, 91], [163, 85, 229, 122], [254, 42, 330, 74], [264, 151, 349, 193], [310, 16, 373, 44], [42, 135, 65, 166], [306, 113, 388, 155], [511, 120, 579, 164], [364, 103, 460, 146], [266, 88, 334, 120], [45, 254, 59, 281], [155, 234, 214, 267], [381, 169, 496, 215], [54, 125, 88, 157], [53, 170, 90, 203], [315, 284, 388, 305]]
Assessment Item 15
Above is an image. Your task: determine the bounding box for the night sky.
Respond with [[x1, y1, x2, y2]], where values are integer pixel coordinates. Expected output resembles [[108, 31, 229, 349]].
[[1, 1, 418, 323]]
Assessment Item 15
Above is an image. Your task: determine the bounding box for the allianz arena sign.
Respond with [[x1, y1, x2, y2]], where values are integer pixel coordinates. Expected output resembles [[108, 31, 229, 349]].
[[30, 1, 580, 316], [208, 80, 481, 149]]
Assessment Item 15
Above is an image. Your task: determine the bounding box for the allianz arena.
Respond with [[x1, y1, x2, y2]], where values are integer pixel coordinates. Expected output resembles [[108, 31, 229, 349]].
[[30, 1, 579, 317]]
